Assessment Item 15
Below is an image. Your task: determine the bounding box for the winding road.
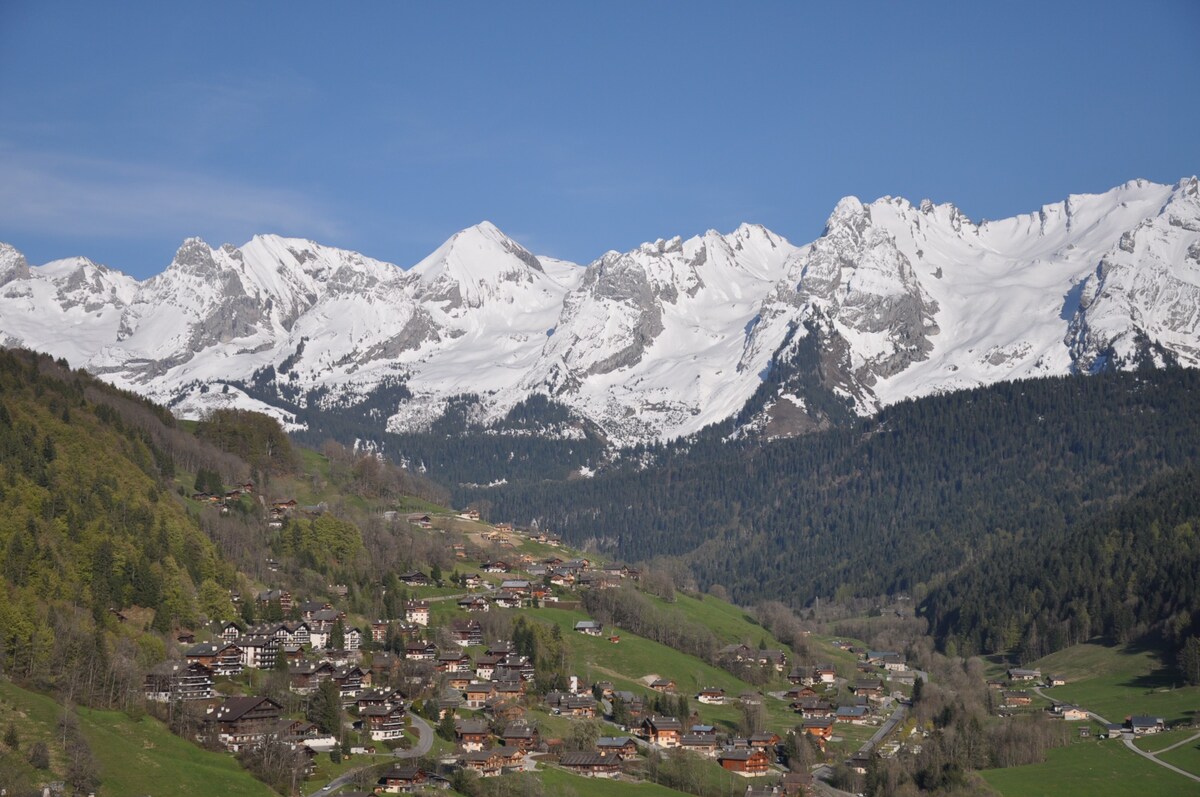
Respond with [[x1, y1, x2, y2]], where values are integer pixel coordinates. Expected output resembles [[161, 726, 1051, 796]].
[[1033, 685, 1200, 785], [305, 713, 434, 797]]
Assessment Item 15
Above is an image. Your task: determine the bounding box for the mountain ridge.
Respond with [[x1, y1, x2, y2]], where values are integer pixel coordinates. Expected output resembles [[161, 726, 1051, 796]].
[[2, 176, 1198, 446]]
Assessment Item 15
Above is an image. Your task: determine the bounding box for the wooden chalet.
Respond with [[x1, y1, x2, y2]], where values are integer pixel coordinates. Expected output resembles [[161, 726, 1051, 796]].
[[143, 661, 214, 702], [206, 696, 284, 751], [640, 715, 682, 748], [559, 751, 621, 778], [718, 747, 771, 776]]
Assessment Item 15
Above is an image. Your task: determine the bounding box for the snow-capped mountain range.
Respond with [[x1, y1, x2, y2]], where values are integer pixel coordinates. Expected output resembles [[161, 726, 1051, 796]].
[[2, 177, 1198, 446]]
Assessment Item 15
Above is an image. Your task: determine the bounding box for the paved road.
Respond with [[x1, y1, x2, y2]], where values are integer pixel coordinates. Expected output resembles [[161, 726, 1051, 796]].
[[1123, 732, 1200, 784], [306, 714, 434, 797], [1034, 684, 1200, 785]]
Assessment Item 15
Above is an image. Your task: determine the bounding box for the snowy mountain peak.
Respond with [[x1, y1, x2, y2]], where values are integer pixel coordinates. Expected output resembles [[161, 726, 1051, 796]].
[[1, 176, 1197, 446], [409, 221, 550, 308]]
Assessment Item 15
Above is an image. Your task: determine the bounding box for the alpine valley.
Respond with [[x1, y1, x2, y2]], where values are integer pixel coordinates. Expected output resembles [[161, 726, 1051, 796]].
[[3, 176, 1199, 455]]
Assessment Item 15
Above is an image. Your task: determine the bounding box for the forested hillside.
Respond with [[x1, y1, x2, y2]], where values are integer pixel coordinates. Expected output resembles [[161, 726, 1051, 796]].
[[923, 466, 1200, 661], [0, 350, 244, 700], [467, 369, 1200, 612]]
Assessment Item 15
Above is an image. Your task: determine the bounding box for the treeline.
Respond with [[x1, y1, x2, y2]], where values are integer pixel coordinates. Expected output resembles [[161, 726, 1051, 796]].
[[466, 369, 1200, 611], [923, 466, 1200, 661]]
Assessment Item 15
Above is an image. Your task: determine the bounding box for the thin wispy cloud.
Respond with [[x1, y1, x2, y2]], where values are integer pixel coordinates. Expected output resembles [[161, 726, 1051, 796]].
[[0, 143, 342, 243]]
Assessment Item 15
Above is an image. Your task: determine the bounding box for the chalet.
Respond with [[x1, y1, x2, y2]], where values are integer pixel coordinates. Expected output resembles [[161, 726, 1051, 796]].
[[613, 691, 647, 719], [449, 619, 483, 647], [719, 644, 754, 662], [460, 681, 494, 705], [455, 718, 491, 751], [290, 660, 335, 693], [446, 673, 473, 691], [461, 748, 505, 777], [501, 722, 539, 752], [495, 654, 535, 682], [482, 561, 511, 573], [143, 661, 214, 702], [679, 734, 719, 757], [404, 600, 430, 626], [297, 601, 332, 619], [718, 748, 771, 776], [474, 654, 504, 681], [217, 621, 243, 642], [640, 715, 682, 748], [690, 724, 717, 737], [888, 670, 917, 686], [1104, 723, 1126, 739], [408, 513, 433, 528], [186, 641, 244, 676], [593, 681, 615, 698], [836, 705, 870, 724], [850, 679, 884, 699], [458, 596, 489, 613], [596, 736, 638, 759], [749, 732, 781, 750], [405, 640, 438, 660], [356, 688, 402, 711], [1001, 690, 1032, 707], [739, 691, 764, 705], [363, 704, 408, 740], [756, 649, 788, 671], [801, 718, 834, 741], [463, 573, 483, 589], [1045, 674, 1067, 687], [332, 665, 368, 700], [556, 694, 598, 718], [559, 751, 621, 778], [795, 698, 835, 718], [1007, 668, 1042, 681], [1059, 706, 1089, 721], [574, 620, 603, 636], [499, 579, 531, 595], [1128, 715, 1165, 735], [493, 591, 524, 609], [815, 663, 837, 684], [436, 650, 473, 673], [377, 765, 428, 793], [256, 589, 293, 615], [371, 620, 391, 643], [206, 696, 284, 751], [398, 571, 430, 587], [785, 686, 818, 702], [650, 678, 677, 693], [787, 666, 813, 686], [696, 686, 726, 705], [236, 635, 279, 669]]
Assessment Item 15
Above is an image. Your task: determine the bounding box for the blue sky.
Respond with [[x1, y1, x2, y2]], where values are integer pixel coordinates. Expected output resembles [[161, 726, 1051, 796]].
[[1, 1, 1196, 278]]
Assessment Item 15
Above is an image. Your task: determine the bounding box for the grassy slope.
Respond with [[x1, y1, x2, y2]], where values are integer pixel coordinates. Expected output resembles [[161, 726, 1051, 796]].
[[980, 740, 1197, 797], [0, 681, 276, 797], [1032, 642, 1200, 724], [538, 767, 694, 796]]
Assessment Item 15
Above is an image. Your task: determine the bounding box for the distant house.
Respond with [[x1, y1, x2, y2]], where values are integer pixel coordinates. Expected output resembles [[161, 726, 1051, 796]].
[[801, 718, 834, 741], [1045, 674, 1067, 687], [639, 716, 682, 748], [678, 734, 719, 757], [362, 704, 408, 740], [398, 571, 430, 587], [815, 663, 837, 684], [455, 718, 491, 751], [596, 736, 638, 759], [377, 766, 427, 793], [205, 696, 283, 751], [185, 641, 243, 677], [696, 687, 726, 705], [1059, 706, 1089, 721], [559, 751, 621, 778], [143, 661, 214, 702], [718, 748, 771, 776], [501, 722, 539, 752], [1128, 715, 1165, 734], [405, 601, 430, 627], [574, 620, 603, 636], [650, 678, 677, 693], [1007, 668, 1041, 681]]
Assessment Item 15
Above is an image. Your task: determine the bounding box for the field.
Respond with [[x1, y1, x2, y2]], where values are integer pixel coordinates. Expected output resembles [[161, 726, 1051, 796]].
[[0, 681, 276, 797], [538, 767, 693, 796], [980, 739, 1198, 797], [1032, 642, 1199, 725]]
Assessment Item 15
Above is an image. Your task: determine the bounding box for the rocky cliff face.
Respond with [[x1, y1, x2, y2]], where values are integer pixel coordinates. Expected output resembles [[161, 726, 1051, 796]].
[[1, 178, 1197, 446]]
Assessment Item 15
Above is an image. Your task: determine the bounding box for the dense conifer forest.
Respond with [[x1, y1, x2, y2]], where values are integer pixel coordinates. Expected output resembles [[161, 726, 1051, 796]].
[[467, 369, 1200, 625]]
